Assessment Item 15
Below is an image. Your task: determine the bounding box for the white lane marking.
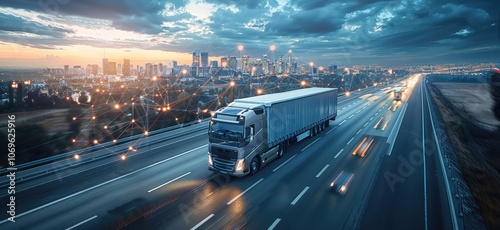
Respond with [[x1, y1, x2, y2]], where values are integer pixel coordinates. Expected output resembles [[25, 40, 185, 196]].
[[364, 122, 368, 127], [273, 154, 297, 172], [339, 120, 346, 125], [334, 149, 344, 159], [65, 215, 98, 230], [375, 112, 379, 115], [326, 127, 336, 135], [347, 137, 354, 145], [291, 187, 309, 205], [356, 110, 361, 114], [301, 137, 321, 151], [190, 213, 214, 230], [363, 106, 367, 109], [316, 164, 330, 178], [356, 129, 362, 134], [348, 115, 354, 119], [227, 178, 264, 205], [148, 172, 191, 193], [0, 145, 208, 224], [268, 218, 281, 230], [370, 117, 374, 121]]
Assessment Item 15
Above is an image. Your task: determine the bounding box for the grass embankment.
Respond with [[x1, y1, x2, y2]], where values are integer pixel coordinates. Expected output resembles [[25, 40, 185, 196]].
[[429, 87, 500, 229]]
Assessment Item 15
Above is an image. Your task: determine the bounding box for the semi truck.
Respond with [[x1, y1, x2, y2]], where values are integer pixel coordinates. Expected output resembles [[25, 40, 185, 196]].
[[208, 87, 338, 176], [393, 87, 403, 101]]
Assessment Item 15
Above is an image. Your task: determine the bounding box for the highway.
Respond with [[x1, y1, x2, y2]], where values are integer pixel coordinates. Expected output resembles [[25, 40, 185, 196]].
[[0, 76, 449, 229]]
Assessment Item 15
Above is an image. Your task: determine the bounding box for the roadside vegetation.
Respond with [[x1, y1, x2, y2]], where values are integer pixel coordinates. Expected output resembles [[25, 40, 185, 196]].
[[429, 84, 500, 229]]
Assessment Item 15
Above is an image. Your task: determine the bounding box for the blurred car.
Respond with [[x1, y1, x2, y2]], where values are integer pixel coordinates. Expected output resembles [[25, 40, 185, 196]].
[[330, 171, 354, 194], [352, 137, 374, 158]]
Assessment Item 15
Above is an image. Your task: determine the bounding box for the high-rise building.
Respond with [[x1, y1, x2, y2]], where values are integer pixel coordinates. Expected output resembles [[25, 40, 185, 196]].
[[228, 56, 237, 70], [242, 55, 250, 74], [201, 52, 208, 68], [123, 59, 130, 76], [192, 52, 200, 67], [158, 63, 163, 76], [145, 63, 152, 77], [117, 64, 122, 75], [221, 57, 228, 68], [210, 60, 218, 68], [102, 58, 108, 75], [64, 65, 69, 75], [172, 61, 178, 68]]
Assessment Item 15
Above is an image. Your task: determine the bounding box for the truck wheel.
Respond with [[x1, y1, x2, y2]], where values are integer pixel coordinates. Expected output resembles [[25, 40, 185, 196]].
[[325, 120, 330, 127], [250, 157, 259, 175], [278, 145, 284, 158]]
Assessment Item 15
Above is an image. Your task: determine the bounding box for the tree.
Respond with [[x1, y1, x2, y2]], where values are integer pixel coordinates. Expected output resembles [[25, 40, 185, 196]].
[[78, 91, 88, 104]]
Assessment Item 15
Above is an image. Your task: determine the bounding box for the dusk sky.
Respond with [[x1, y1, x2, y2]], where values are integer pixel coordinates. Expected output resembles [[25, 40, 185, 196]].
[[0, 0, 498, 68]]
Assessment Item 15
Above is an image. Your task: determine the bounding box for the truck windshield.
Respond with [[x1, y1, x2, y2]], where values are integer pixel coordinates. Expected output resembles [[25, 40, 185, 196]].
[[209, 120, 244, 141]]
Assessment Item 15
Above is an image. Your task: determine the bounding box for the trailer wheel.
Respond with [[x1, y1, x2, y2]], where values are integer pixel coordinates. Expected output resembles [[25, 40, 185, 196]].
[[325, 120, 330, 127], [250, 157, 259, 175]]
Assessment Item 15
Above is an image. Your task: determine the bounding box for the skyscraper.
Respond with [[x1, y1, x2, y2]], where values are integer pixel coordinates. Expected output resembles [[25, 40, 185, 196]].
[[192, 52, 200, 67], [243, 55, 250, 74], [123, 59, 130, 76], [201, 52, 208, 68], [228, 56, 237, 70], [102, 58, 108, 75]]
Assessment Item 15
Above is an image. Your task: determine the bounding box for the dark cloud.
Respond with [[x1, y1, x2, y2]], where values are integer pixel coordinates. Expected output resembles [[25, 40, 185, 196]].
[[0, 13, 72, 37], [0, 0, 498, 65], [266, 7, 343, 35], [0, 0, 177, 34]]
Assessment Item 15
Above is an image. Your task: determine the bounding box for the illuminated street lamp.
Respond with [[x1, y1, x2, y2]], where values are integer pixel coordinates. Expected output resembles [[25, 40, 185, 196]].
[[230, 81, 235, 87], [257, 89, 263, 94]]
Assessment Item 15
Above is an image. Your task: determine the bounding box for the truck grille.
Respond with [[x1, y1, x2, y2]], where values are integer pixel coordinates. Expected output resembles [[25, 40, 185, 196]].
[[212, 157, 235, 172]]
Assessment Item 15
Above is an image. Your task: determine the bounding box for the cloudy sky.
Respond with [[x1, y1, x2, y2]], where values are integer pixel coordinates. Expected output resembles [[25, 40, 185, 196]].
[[0, 0, 498, 68]]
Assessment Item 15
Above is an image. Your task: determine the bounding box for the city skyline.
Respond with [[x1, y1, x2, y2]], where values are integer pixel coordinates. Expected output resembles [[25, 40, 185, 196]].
[[0, 0, 499, 68]]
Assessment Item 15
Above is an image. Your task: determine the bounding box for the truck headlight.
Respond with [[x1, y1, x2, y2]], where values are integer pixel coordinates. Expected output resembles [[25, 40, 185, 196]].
[[236, 159, 244, 172], [208, 155, 213, 166]]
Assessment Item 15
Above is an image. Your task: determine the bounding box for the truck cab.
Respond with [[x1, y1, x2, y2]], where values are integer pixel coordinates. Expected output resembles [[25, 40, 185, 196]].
[[208, 103, 269, 176]]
